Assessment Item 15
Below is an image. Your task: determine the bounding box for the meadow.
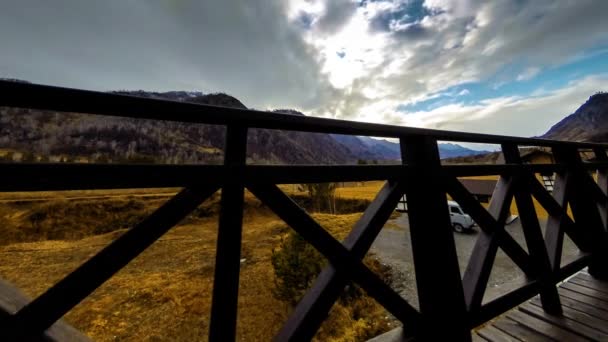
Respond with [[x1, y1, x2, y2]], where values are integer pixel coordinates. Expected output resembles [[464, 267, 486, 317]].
[[0, 177, 562, 340], [0, 185, 392, 341]]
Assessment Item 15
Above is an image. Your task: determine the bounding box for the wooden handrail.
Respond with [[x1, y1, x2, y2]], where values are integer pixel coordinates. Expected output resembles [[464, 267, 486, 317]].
[[1, 80, 608, 341]]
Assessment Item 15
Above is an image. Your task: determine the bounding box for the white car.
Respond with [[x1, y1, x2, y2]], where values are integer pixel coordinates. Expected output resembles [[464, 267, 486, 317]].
[[448, 200, 475, 233]]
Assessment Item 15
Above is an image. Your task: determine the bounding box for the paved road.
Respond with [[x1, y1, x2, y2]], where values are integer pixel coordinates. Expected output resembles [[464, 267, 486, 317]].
[[371, 212, 581, 309]]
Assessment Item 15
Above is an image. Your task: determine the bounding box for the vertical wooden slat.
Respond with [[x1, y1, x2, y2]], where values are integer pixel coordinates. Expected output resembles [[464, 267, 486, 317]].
[[554, 146, 608, 280], [401, 135, 470, 341], [540, 171, 570, 271], [460, 175, 516, 312], [502, 143, 561, 314], [593, 147, 608, 230], [209, 125, 248, 342]]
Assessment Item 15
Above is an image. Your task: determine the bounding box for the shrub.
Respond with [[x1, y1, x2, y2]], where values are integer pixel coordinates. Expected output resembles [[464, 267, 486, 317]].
[[271, 229, 393, 341]]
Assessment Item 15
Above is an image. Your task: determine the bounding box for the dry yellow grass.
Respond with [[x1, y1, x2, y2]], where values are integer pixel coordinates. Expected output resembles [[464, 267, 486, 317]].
[[281, 181, 386, 201], [0, 190, 391, 341], [0, 173, 575, 340], [0, 188, 180, 202]]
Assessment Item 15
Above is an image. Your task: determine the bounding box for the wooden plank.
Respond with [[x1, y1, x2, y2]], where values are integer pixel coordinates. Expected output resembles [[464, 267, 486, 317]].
[[400, 136, 470, 341], [476, 325, 518, 342], [519, 302, 608, 340], [209, 125, 248, 342], [0, 163, 586, 192], [0, 277, 91, 342], [3, 79, 608, 147], [493, 317, 553, 341], [503, 143, 561, 315], [570, 276, 608, 294], [576, 272, 608, 289], [506, 310, 588, 342], [593, 147, 608, 228], [554, 147, 608, 280], [558, 288, 608, 312], [530, 298, 608, 334], [560, 282, 608, 303], [546, 294, 608, 321], [471, 333, 488, 342]]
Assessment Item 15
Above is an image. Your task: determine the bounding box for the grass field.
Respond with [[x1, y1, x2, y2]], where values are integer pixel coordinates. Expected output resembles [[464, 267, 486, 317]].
[[0, 176, 572, 340], [0, 187, 393, 341]]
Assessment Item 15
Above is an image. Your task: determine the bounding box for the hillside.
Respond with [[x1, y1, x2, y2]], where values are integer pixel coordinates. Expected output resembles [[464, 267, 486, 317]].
[[0, 81, 486, 164], [332, 135, 488, 161], [541, 92, 608, 142], [0, 91, 353, 165]]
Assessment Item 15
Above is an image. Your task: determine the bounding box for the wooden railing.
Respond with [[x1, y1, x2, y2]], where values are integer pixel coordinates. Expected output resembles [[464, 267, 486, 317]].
[[1, 80, 608, 341]]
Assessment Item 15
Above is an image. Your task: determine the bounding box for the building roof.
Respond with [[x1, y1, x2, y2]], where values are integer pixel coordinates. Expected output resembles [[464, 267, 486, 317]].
[[459, 179, 497, 196], [520, 148, 553, 162]]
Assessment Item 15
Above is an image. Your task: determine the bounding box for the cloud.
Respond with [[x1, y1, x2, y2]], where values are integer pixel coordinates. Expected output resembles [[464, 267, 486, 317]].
[[516, 67, 541, 81], [314, 0, 358, 35], [300, 0, 608, 122], [1, 0, 607, 139], [457, 89, 470, 96], [397, 74, 608, 137], [0, 0, 335, 111]]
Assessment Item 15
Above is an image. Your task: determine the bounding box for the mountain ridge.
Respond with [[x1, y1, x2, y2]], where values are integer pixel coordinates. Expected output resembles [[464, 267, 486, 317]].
[[0, 81, 490, 164], [541, 92, 608, 142]]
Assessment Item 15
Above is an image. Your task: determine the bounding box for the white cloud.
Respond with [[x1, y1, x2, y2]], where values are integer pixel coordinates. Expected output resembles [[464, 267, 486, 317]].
[[397, 74, 608, 137], [0, 0, 334, 111], [299, 0, 608, 126], [1, 0, 607, 139], [457, 89, 470, 96], [516, 67, 541, 81]]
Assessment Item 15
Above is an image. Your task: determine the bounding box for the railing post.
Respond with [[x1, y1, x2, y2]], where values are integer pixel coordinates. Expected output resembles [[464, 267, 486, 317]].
[[593, 147, 608, 230], [502, 144, 561, 314], [209, 125, 248, 341], [400, 135, 470, 341], [554, 146, 608, 280]]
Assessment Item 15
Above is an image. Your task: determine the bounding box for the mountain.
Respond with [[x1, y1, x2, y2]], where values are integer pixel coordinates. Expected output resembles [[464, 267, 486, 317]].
[[438, 143, 489, 159], [332, 135, 487, 161], [0, 80, 489, 164], [541, 92, 608, 142], [0, 89, 356, 165]]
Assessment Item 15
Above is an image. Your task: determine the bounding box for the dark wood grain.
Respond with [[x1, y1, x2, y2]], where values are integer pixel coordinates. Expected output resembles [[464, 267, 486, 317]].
[[519, 302, 607, 340]]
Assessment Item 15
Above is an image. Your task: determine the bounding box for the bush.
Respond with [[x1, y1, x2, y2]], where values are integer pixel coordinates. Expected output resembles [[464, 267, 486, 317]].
[[271, 229, 393, 341], [271, 231, 325, 305]]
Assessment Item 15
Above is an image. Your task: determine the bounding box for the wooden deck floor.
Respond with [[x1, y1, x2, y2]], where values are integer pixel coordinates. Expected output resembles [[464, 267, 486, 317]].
[[475, 271, 608, 341]]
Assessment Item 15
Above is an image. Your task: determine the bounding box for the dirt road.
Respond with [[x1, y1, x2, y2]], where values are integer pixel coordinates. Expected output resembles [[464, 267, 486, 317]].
[[371, 212, 581, 309]]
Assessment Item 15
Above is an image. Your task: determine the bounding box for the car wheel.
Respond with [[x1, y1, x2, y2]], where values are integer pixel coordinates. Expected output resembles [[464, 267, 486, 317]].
[[453, 223, 464, 233]]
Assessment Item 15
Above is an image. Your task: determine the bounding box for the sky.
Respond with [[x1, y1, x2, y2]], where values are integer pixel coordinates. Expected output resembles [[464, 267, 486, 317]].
[[1, 0, 607, 143]]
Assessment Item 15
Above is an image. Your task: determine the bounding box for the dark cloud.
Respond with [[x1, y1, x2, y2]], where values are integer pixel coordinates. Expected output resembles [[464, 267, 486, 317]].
[[0, 0, 334, 110], [314, 0, 358, 34]]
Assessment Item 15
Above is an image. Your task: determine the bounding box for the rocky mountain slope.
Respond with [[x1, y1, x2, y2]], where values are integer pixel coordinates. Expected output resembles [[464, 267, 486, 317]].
[[541, 92, 608, 142]]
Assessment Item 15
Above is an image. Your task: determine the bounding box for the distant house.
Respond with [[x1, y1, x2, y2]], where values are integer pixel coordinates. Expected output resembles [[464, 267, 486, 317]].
[[520, 148, 555, 192], [458, 179, 496, 203], [520, 148, 555, 164]]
